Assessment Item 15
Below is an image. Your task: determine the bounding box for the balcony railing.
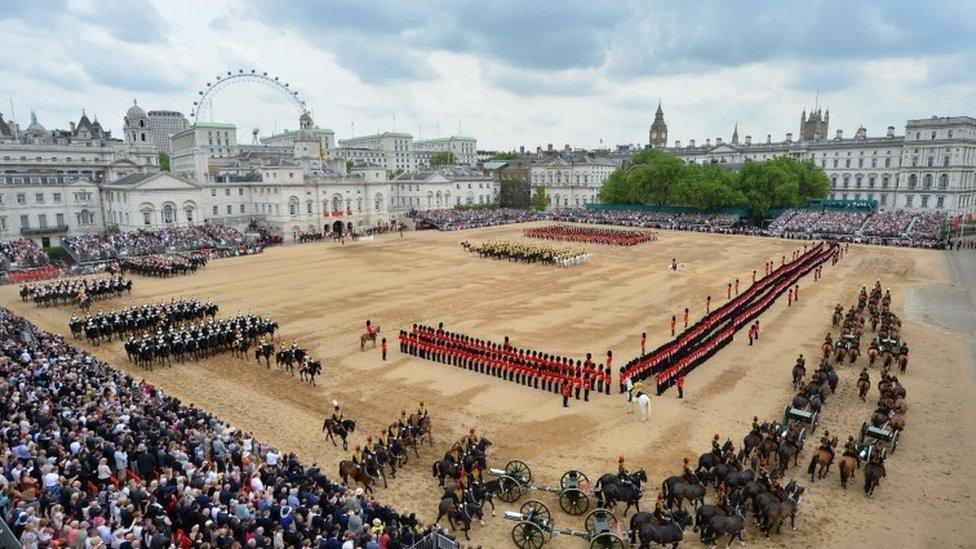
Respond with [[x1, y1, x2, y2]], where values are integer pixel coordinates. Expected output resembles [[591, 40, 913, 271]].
[[21, 224, 69, 235]]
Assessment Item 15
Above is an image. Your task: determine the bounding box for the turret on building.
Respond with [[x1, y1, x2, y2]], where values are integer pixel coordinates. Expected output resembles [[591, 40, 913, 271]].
[[800, 108, 829, 141], [649, 102, 668, 147]]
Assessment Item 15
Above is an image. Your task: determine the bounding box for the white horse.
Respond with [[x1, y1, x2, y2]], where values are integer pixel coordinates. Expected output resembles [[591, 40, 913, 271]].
[[633, 393, 651, 421], [667, 263, 685, 276]]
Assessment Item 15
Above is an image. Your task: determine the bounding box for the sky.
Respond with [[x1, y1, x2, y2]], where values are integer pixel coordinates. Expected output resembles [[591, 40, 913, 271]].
[[2, 0, 975, 151]]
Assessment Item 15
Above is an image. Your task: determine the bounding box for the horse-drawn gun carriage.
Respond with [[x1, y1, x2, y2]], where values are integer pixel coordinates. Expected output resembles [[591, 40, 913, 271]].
[[858, 421, 900, 460], [491, 460, 592, 515], [504, 500, 625, 549], [783, 405, 819, 436]]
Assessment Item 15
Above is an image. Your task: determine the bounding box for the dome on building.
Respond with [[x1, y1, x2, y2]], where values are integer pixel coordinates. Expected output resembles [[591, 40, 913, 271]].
[[126, 99, 147, 122], [26, 111, 46, 135]]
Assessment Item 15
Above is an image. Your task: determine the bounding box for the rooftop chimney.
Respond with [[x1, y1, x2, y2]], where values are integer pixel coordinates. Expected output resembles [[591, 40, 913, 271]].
[[706, 138, 712, 146], [766, 134, 772, 144], [519, 145, 525, 153], [675, 140, 682, 148], [886, 126, 895, 138], [716, 137, 723, 145], [564, 144, 571, 151], [689, 139, 696, 147], [536, 146, 542, 154], [547, 143, 553, 152], [745, 135, 752, 145], [835, 129, 843, 140]]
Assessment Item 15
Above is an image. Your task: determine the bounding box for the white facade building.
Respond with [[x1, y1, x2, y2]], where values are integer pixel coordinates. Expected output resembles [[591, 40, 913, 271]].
[[530, 156, 615, 209], [0, 173, 102, 246], [414, 135, 478, 165], [337, 132, 416, 172], [663, 112, 976, 215], [389, 168, 497, 213]]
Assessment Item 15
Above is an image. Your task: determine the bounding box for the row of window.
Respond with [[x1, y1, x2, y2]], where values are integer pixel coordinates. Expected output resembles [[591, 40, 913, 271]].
[[1, 191, 94, 205], [1, 211, 95, 231], [823, 156, 896, 169]]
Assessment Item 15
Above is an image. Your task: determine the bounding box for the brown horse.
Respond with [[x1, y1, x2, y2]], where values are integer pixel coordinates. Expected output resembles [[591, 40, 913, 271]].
[[889, 411, 906, 431], [832, 309, 843, 326], [834, 346, 847, 364], [838, 455, 859, 489], [806, 438, 837, 482], [868, 347, 878, 367], [893, 397, 909, 414], [857, 378, 870, 402], [821, 341, 833, 360], [338, 460, 375, 493], [848, 347, 860, 363], [897, 353, 909, 373], [360, 326, 381, 351]]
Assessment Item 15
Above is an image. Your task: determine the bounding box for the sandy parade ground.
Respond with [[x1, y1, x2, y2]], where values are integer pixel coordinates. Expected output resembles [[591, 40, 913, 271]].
[[3, 221, 975, 549]]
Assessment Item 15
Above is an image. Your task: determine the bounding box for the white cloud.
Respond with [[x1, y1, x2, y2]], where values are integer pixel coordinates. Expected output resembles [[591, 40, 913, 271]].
[[0, 0, 974, 150]]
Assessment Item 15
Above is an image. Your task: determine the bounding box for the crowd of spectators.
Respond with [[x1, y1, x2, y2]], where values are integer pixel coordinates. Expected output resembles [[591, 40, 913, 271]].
[[413, 208, 544, 231], [63, 226, 257, 263], [0, 307, 450, 548], [767, 208, 947, 247], [0, 239, 49, 270]]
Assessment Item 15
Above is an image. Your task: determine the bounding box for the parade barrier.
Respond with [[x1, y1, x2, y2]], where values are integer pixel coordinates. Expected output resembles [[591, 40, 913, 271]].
[[618, 242, 839, 393]]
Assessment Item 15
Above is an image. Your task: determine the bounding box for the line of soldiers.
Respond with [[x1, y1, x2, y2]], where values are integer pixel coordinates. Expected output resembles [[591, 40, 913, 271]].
[[400, 324, 612, 400], [120, 254, 208, 277], [462, 240, 590, 266], [524, 225, 657, 246], [19, 275, 132, 307], [124, 314, 277, 367], [69, 299, 218, 343]]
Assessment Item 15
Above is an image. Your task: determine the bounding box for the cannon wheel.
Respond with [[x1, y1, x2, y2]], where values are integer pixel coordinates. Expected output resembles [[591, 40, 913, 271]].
[[810, 412, 819, 433], [520, 500, 552, 524], [589, 533, 624, 549], [559, 488, 590, 516], [858, 422, 868, 444], [498, 475, 525, 503], [782, 405, 791, 424], [506, 460, 533, 484], [584, 508, 618, 534], [890, 431, 900, 454], [560, 470, 590, 490], [511, 521, 546, 549]]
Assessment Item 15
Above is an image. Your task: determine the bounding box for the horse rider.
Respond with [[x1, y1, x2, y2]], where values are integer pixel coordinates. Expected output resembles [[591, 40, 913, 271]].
[[465, 428, 479, 450], [795, 353, 806, 370], [842, 435, 861, 466], [331, 401, 343, 424], [398, 410, 409, 430], [417, 401, 428, 419], [653, 492, 670, 523], [758, 467, 772, 492], [859, 368, 870, 384], [681, 458, 695, 484], [717, 485, 733, 515], [470, 463, 483, 483], [453, 480, 464, 503], [711, 434, 722, 458], [375, 430, 386, 449], [869, 449, 887, 476], [365, 320, 376, 339], [364, 435, 376, 460], [819, 430, 835, 465], [751, 416, 762, 436], [352, 444, 364, 466], [617, 456, 629, 482], [631, 380, 645, 401], [771, 477, 788, 502], [726, 446, 742, 470]]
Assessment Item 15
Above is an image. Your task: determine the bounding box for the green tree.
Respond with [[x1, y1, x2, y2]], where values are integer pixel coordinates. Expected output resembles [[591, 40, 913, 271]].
[[430, 151, 456, 167], [490, 151, 518, 161], [734, 161, 801, 218], [770, 157, 831, 201], [158, 152, 170, 172], [673, 164, 744, 211], [597, 170, 637, 204], [531, 187, 548, 211]]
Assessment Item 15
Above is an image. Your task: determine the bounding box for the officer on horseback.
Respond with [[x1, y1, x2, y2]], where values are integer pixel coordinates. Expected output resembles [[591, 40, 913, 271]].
[[819, 430, 835, 465], [842, 435, 861, 466], [617, 456, 629, 482]]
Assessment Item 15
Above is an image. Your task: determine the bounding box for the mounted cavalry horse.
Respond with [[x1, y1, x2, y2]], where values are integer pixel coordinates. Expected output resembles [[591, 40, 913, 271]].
[[594, 469, 647, 516], [322, 417, 356, 451]]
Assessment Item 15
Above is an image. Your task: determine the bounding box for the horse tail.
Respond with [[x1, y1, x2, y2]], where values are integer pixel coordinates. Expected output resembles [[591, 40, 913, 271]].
[[661, 479, 669, 497], [432, 462, 439, 478], [806, 454, 818, 476]]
